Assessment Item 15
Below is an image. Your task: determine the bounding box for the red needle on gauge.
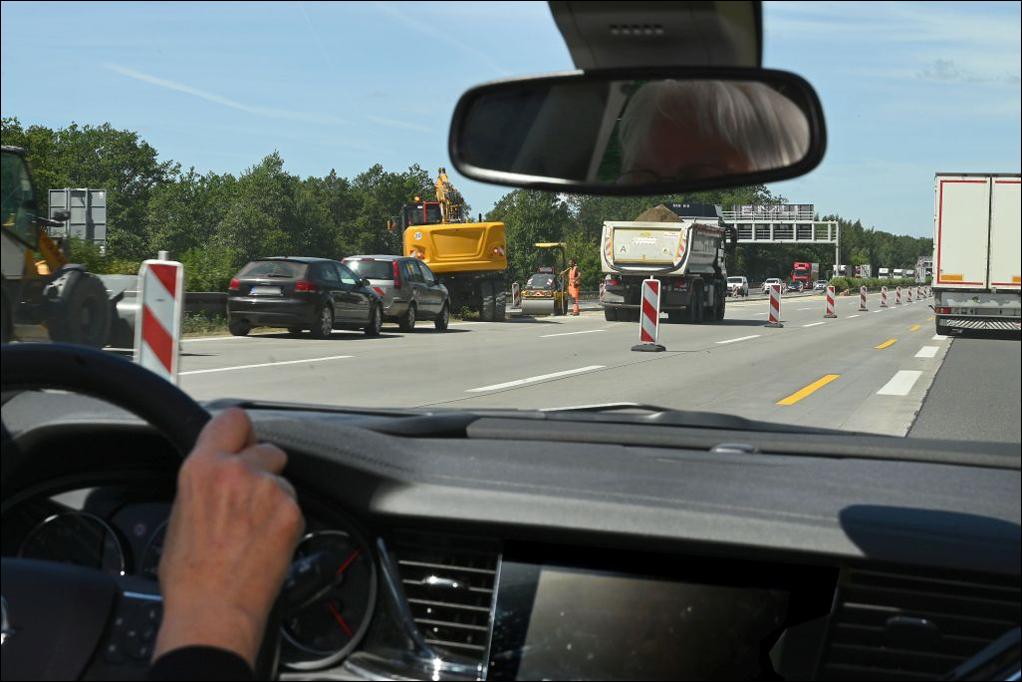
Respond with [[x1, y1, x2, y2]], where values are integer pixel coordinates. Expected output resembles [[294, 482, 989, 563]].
[[336, 548, 361, 575], [327, 601, 353, 638]]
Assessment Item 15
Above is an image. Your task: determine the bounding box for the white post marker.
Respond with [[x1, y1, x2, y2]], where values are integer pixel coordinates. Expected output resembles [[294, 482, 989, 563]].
[[907, 286, 914, 303], [824, 285, 837, 318], [133, 259, 184, 384], [896, 286, 902, 305], [631, 278, 665, 352], [880, 286, 888, 308], [765, 283, 783, 328], [511, 282, 521, 309], [916, 286, 922, 301], [859, 286, 868, 311]]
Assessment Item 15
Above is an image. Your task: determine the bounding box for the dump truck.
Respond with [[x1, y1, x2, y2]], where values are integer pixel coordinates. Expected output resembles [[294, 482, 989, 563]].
[[932, 172, 1021, 334], [600, 203, 734, 323], [400, 168, 508, 321], [1, 146, 119, 348]]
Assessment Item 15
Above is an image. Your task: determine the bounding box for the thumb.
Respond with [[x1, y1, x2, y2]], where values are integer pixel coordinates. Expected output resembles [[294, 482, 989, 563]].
[[194, 407, 257, 455]]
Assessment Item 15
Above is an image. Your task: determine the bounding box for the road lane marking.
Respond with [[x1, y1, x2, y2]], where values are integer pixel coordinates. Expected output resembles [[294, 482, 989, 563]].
[[872, 309, 885, 313], [915, 346, 939, 358], [754, 312, 768, 316], [541, 329, 606, 338], [466, 365, 605, 392], [716, 335, 761, 345], [777, 375, 841, 405], [803, 322, 825, 328], [798, 307, 812, 311], [932, 334, 949, 341], [848, 314, 860, 319], [909, 324, 922, 331], [180, 355, 353, 375], [877, 370, 923, 396], [875, 339, 898, 349]]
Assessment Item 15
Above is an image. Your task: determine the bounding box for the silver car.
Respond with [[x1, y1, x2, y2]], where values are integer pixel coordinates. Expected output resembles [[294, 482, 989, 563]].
[[343, 255, 450, 331]]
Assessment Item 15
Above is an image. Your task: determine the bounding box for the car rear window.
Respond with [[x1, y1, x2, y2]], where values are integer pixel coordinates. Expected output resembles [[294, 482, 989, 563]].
[[526, 274, 556, 289], [238, 260, 306, 279], [345, 259, 393, 280], [727, 277, 744, 283]]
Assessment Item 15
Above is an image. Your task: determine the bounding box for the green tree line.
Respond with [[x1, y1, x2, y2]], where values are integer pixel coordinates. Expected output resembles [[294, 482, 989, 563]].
[[2, 117, 931, 291]]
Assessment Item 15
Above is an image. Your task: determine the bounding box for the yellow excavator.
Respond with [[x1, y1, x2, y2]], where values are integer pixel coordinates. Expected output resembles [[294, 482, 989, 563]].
[[399, 168, 508, 321], [2, 146, 114, 347]]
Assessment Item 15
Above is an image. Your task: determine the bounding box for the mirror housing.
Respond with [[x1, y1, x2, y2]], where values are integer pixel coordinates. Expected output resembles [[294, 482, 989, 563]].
[[449, 67, 826, 195]]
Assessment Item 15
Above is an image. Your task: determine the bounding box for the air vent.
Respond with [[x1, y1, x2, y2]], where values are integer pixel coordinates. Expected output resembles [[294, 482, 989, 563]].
[[391, 532, 500, 666], [818, 567, 1021, 681], [608, 23, 665, 37]]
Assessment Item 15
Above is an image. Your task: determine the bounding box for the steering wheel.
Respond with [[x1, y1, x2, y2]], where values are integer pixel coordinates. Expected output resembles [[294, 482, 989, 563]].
[[0, 344, 279, 680]]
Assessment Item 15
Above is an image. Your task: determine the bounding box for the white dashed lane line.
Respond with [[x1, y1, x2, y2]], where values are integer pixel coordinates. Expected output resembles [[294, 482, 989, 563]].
[[802, 322, 825, 328], [541, 330, 606, 338], [915, 346, 939, 358], [716, 335, 761, 345], [877, 370, 923, 396], [180, 355, 354, 375], [466, 365, 606, 393]]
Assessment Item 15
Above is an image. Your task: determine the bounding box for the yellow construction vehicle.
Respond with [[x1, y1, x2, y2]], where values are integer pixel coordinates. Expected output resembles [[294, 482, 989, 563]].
[[2, 146, 113, 347], [520, 242, 568, 316], [400, 167, 508, 321]]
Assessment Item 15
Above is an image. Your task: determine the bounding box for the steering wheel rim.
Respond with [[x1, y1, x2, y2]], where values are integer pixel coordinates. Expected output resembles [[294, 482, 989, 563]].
[[1, 343, 210, 456]]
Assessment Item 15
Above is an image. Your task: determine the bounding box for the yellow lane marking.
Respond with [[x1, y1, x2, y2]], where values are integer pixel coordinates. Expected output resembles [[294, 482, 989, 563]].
[[909, 325, 922, 331], [777, 374, 841, 406], [926, 316, 935, 321], [875, 338, 898, 349]]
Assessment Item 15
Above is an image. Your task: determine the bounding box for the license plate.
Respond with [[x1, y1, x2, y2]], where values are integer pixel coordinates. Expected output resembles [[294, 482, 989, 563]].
[[249, 286, 282, 296]]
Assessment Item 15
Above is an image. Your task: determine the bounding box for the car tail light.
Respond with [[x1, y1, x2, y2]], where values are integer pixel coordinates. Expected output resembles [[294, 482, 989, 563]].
[[229, 277, 240, 291], [294, 280, 316, 293], [392, 260, 402, 288], [935, 307, 951, 314], [606, 278, 620, 286]]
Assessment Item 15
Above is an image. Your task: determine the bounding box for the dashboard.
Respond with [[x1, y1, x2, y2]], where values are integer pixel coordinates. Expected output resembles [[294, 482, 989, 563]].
[[1, 393, 1020, 681]]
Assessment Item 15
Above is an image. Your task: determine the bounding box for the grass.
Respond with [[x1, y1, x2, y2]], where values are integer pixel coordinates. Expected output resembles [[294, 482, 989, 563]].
[[181, 312, 229, 337]]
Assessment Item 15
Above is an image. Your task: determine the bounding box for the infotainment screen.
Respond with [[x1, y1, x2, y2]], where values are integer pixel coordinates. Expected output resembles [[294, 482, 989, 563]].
[[487, 554, 792, 681]]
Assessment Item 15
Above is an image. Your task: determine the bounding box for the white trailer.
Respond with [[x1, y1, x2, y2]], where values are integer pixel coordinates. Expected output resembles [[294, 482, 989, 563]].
[[600, 206, 731, 323], [932, 172, 1021, 334]]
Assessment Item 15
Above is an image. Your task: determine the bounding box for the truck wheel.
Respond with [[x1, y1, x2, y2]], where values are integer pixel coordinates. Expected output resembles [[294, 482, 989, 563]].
[[713, 284, 726, 320], [668, 309, 685, 324], [47, 271, 111, 348], [480, 279, 496, 322], [494, 277, 507, 321], [399, 303, 417, 332], [603, 307, 618, 322], [229, 320, 251, 337], [686, 287, 702, 324]]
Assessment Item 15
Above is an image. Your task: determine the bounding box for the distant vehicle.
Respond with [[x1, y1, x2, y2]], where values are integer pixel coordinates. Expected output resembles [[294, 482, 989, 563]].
[[790, 261, 819, 289], [726, 276, 748, 297], [521, 268, 567, 316], [761, 277, 782, 294], [343, 255, 450, 332], [878, 267, 890, 279], [932, 172, 1021, 334], [814, 279, 828, 291], [786, 280, 802, 293], [893, 268, 905, 279], [228, 257, 383, 338]]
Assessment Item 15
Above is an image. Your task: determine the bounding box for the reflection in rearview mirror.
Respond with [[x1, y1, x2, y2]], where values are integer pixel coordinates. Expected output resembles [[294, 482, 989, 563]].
[[450, 71, 825, 194]]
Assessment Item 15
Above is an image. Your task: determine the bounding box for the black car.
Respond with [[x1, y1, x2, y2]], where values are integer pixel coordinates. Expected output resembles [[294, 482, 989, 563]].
[[227, 257, 382, 338]]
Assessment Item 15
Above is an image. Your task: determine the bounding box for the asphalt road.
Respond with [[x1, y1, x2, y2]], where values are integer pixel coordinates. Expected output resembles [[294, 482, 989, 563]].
[[170, 291, 1018, 440]]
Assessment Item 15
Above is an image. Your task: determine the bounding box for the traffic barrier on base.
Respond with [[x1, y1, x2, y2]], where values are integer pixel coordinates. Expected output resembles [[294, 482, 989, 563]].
[[896, 286, 902, 305], [134, 259, 184, 384], [859, 286, 868, 311], [907, 287, 914, 303], [880, 286, 888, 308], [632, 278, 665, 351], [916, 286, 922, 301], [511, 282, 521, 309], [766, 283, 783, 328], [824, 286, 837, 318]]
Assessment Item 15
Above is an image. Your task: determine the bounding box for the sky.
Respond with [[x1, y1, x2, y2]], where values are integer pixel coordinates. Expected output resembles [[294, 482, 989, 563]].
[[1, 1, 1019, 239]]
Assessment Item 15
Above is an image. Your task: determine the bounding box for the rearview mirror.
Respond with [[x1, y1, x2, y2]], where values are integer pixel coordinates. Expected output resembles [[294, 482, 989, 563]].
[[449, 68, 826, 195]]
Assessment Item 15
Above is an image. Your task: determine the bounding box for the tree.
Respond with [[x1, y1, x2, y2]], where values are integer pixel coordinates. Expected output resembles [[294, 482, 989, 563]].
[[487, 190, 573, 285]]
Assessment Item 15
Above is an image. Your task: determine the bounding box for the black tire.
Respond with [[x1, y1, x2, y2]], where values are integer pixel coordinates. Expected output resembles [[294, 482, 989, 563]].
[[287, 326, 304, 336], [494, 277, 507, 321], [364, 304, 382, 336], [936, 320, 951, 336], [435, 303, 450, 331], [687, 286, 703, 324], [668, 309, 685, 324], [47, 271, 111, 348], [713, 283, 726, 321], [309, 305, 333, 339], [626, 308, 641, 323], [399, 302, 417, 332], [480, 278, 496, 322], [603, 306, 618, 322], [229, 320, 251, 337]]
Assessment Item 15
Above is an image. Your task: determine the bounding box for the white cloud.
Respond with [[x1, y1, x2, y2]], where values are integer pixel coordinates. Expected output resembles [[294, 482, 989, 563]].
[[105, 63, 350, 126]]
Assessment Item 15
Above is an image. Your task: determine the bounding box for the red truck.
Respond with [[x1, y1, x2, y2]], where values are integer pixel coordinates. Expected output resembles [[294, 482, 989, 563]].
[[790, 261, 819, 291]]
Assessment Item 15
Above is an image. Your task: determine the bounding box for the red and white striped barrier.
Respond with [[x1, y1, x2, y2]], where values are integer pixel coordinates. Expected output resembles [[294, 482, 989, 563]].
[[133, 259, 184, 384], [511, 282, 521, 308], [896, 286, 902, 305], [824, 285, 837, 318], [907, 286, 914, 303], [859, 286, 868, 311], [880, 286, 888, 308], [916, 286, 922, 301], [631, 278, 665, 351], [766, 283, 783, 328]]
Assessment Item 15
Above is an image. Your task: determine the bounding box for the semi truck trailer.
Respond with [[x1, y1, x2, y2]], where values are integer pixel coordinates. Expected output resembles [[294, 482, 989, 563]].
[[932, 172, 1021, 334]]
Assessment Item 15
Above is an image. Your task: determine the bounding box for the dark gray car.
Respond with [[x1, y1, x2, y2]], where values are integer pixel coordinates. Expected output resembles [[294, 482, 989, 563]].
[[343, 256, 449, 331]]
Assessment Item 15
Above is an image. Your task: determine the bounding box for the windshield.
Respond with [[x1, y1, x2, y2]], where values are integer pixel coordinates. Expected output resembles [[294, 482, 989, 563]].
[[1, 1, 1019, 445], [345, 259, 394, 280]]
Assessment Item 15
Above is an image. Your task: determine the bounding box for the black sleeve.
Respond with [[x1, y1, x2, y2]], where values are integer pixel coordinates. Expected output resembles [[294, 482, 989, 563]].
[[147, 646, 254, 681]]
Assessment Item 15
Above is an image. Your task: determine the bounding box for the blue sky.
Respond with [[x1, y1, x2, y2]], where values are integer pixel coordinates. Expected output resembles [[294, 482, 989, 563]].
[[1, 1, 1019, 238]]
